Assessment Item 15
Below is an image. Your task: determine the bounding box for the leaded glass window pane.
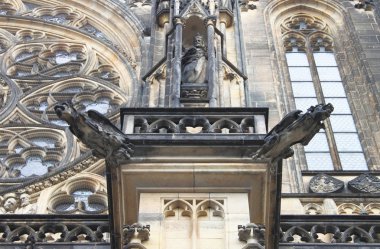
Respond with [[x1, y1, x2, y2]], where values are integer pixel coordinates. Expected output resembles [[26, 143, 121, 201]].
[[51, 120, 70, 126], [55, 51, 71, 64], [304, 133, 330, 152], [62, 86, 82, 93], [30, 138, 56, 148], [321, 82, 346, 97], [72, 189, 93, 203], [15, 51, 35, 62], [292, 82, 316, 97], [289, 67, 313, 81], [14, 156, 56, 177], [86, 203, 106, 211], [334, 133, 363, 152], [285, 35, 368, 171], [339, 153, 368, 170], [329, 115, 357, 132], [286, 53, 309, 66], [38, 101, 48, 111], [14, 145, 23, 153], [295, 98, 318, 110], [55, 202, 75, 212], [305, 153, 334, 170], [313, 53, 337, 66], [324, 98, 351, 114], [317, 67, 342, 81], [82, 97, 111, 113]]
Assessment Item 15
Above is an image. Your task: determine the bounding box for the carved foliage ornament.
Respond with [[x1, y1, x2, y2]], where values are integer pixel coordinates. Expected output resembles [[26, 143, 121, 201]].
[[309, 173, 344, 193], [348, 173, 380, 193]]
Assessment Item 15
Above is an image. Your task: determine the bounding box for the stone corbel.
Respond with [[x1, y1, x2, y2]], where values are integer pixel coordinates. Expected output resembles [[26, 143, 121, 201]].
[[122, 223, 150, 249], [238, 223, 265, 249]]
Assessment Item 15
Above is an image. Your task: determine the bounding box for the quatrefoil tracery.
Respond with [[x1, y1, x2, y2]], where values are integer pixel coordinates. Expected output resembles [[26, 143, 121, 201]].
[[0, 128, 66, 178]]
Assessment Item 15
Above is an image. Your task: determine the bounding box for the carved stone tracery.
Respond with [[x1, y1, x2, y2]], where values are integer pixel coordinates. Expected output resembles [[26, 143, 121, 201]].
[[47, 173, 107, 214], [0, 127, 67, 179]]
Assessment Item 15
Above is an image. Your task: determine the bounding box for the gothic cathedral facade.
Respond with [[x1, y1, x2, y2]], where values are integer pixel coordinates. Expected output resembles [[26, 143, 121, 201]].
[[0, 0, 379, 248]]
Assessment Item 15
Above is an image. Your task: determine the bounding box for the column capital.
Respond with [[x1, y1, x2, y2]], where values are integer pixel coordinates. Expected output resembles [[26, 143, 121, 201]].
[[204, 16, 217, 26], [173, 16, 184, 25]]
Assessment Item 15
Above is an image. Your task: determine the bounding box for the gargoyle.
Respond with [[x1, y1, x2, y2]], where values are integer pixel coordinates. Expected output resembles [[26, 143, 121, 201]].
[[252, 103, 334, 162], [54, 102, 133, 167]]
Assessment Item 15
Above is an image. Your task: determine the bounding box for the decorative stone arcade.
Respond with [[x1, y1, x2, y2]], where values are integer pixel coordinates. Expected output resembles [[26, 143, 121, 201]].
[[108, 107, 282, 249]]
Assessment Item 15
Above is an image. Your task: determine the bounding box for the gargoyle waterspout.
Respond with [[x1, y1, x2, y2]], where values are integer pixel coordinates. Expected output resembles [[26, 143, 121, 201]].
[[54, 102, 133, 167], [253, 103, 334, 162]]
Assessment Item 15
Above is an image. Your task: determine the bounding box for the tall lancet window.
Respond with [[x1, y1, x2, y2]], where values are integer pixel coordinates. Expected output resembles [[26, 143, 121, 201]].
[[282, 15, 367, 171]]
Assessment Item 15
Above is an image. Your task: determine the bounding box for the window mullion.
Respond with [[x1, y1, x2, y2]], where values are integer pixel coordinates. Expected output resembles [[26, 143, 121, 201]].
[[305, 41, 342, 170]]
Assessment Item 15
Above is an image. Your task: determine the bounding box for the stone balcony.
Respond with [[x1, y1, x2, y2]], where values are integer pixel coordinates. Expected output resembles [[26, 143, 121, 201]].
[[120, 107, 268, 159]]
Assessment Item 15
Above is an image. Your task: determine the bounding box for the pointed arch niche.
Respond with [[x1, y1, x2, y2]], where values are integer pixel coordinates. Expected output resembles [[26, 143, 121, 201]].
[[266, 0, 377, 172], [137, 193, 248, 249]]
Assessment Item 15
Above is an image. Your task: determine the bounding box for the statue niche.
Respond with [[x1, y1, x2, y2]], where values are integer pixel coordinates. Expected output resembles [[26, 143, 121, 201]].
[[181, 33, 208, 84]]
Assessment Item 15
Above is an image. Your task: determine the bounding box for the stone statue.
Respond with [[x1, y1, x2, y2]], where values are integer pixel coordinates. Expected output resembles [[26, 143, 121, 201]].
[[181, 33, 208, 84], [54, 102, 134, 167], [252, 103, 334, 162], [15, 193, 36, 214], [0, 193, 19, 214], [0, 77, 8, 109]]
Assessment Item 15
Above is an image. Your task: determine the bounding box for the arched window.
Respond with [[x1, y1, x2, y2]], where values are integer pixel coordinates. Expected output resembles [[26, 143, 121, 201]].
[[283, 14, 367, 171]]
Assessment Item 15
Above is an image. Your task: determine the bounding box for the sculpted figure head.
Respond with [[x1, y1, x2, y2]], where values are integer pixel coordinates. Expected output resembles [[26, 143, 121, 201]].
[[193, 33, 205, 48], [20, 193, 31, 207], [54, 101, 78, 125], [3, 193, 18, 212], [308, 103, 334, 121]]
